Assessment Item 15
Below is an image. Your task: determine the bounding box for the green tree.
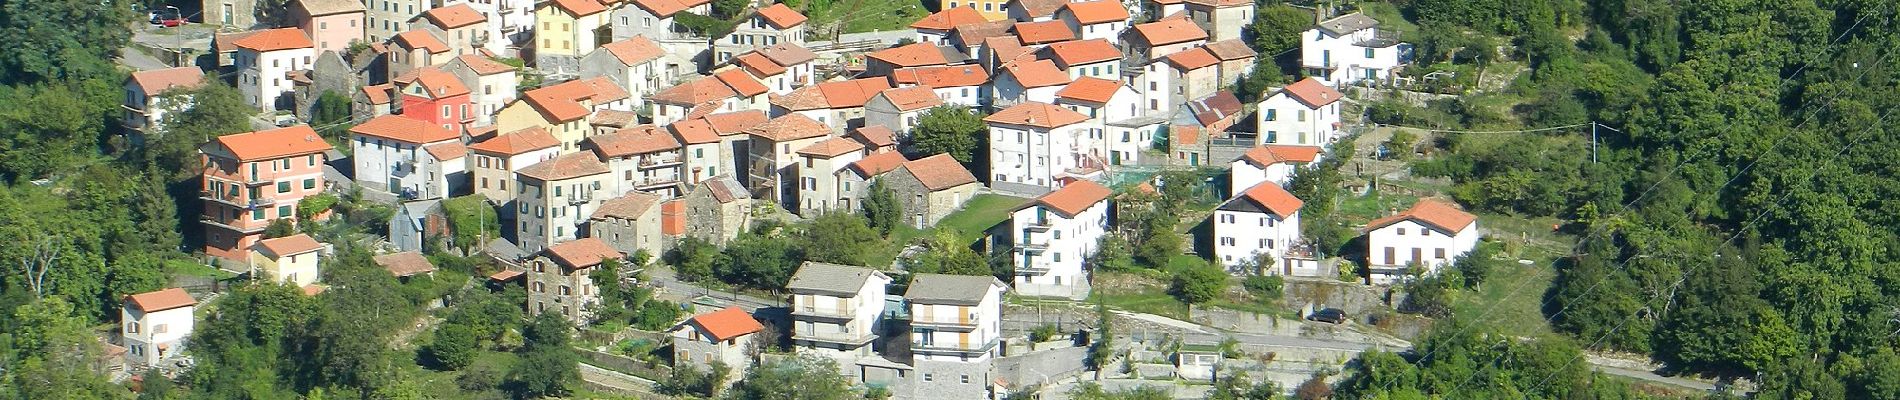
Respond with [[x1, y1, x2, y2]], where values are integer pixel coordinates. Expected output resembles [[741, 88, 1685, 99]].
[[311, 90, 354, 143], [715, 232, 802, 289], [0, 297, 134, 399], [908, 229, 990, 276], [427, 323, 480, 370], [910, 105, 986, 162], [723, 355, 855, 400], [151, 81, 253, 179], [1241, 275, 1283, 304], [658, 362, 730, 398], [510, 313, 579, 398], [0, 0, 135, 83], [1089, 234, 1138, 272], [801, 213, 883, 266], [263, 218, 296, 238], [1132, 219, 1182, 269], [862, 179, 902, 236], [670, 236, 719, 282], [1207, 371, 1279, 399], [1169, 261, 1227, 305]]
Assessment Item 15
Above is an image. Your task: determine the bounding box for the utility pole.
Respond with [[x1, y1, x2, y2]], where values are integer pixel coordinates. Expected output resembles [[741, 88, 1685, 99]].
[[1590, 121, 1597, 163]]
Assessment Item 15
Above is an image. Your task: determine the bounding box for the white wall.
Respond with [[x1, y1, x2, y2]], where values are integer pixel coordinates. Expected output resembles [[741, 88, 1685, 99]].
[[1212, 209, 1302, 273], [1009, 200, 1106, 299], [122, 306, 194, 366], [237, 48, 315, 111], [1256, 93, 1341, 147], [1367, 219, 1478, 277], [1299, 27, 1408, 86]]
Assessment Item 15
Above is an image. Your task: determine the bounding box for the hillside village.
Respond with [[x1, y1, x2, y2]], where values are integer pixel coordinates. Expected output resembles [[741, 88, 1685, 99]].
[[127, 0, 1481, 397]]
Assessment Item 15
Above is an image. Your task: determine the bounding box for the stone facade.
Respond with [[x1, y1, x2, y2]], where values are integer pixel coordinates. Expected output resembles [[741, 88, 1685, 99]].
[[884, 167, 980, 230]]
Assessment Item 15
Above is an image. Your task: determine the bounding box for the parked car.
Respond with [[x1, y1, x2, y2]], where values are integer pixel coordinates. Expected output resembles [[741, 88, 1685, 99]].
[[150, 6, 185, 27], [1309, 308, 1348, 324]]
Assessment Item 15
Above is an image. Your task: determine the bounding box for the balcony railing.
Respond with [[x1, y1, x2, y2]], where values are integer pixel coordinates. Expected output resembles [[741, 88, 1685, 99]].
[[795, 330, 876, 345], [911, 337, 999, 354], [911, 314, 981, 331], [794, 306, 856, 321], [567, 192, 593, 205], [199, 215, 267, 234]]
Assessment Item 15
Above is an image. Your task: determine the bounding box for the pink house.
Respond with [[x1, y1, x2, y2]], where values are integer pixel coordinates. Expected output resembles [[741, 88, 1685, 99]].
[[199, 126, 336, 261], [393, 67, 475, 131], [290, 0, 366, 55]]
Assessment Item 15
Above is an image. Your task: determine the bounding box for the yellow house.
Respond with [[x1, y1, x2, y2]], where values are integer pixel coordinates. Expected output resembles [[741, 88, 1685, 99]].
[[250, 234, 325, 287], [534, 0, 615, 72], [943, 0, 1009, 21], [494, 77, 632, 153]]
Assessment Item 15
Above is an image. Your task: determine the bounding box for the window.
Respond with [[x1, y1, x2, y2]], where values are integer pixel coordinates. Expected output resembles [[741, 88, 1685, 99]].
[[1220, 214, 1234, 223], [308, 154, 317, 166], [1259, 239, 1268, 248], [1219, 237, 1234, 246], [278, 205, 292, 218], [252, 208, 266, 220], [960, 375, 970, 384], [1297, 109, 1307, 121], [1435, 248, 1446, 259], [1365, 48, 1376, 58], [1053, 253, 1062, 262], [1397, 228, 1406, 236], [303, 179, 315, 189], [154, 324, 168, 333], [923, 374, 934, 382], [1264, 109, 1276, 121]]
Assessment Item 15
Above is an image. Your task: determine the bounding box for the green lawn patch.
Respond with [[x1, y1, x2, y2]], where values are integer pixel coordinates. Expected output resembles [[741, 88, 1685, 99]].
[[1357, 2, 1418, 35], [1448, 244, 1557, 338], [795, 0, 929, 38], [940, 194, 1028, 240], [169, 259, 236, 279], [1087, 271, 1191, 320], [1336, 189, 1419, 223]]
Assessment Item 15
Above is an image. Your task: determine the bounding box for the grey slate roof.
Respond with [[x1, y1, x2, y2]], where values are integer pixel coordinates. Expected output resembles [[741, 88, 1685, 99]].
[[701, 176, 750, 203], [787, 262, 887, 296], [1316, 13, 1379, 36], [904, 274, 1004, 306]]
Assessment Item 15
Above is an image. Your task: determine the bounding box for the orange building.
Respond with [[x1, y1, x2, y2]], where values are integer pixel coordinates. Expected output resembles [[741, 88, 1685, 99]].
[[200, 125, 335, 261]]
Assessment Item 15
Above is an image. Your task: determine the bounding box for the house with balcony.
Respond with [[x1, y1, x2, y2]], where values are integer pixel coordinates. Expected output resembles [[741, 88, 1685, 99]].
[[390, 67, 475, 131], [122, 288, 197, 368], [744, 114, 833, 206], [648, 71, 770, 126], [683, 176, 753, 245], [992, 59, 1071, 109], [364, 0, 435, 42], [793, 137, 866, 217], [389, 30, 455, 78], [1364, 199, 1479, 284], [770, 77, 893, 133], [1213, 182, 1306, 275], [442, 54, 519, 127], [904, 273, 1007, 400], [414, 4, 491, 56], [1054, 77, 1148, 167], [1301, 12, 1413, 86], [612, 0, 713, 43], [533, 0, 614, 76], [199, 126, 335, 261], [527, 237, 625, 325], [1257, 77, 1344, 148], [864, 86, 944, 137], [233, 28, 316, 112], [887, 154, 982, 229], [122, 67, 208, 144], [787, 262, 893, 364], [712, 3, 807, 64], [494, 77, 633, 152], [350, 115, 463, 200], [1179, 0, 1250, 42], [585, 125, 687, 197], [667, 112, 757, 186], [581, 36, 673, 111], [290, 0, 364, 55], [515, 152, 614, 254], [912, 7, 989, 46], [886, 65, 990, 109], [1230, 145, 1320, 194], [442, 0, 535, 51], [836, 151, 909, 214], [673, 307, 766, 375], [589, 190, 667, 259], [730, 43, 819, 96], [1009, 180, 1109, 300], [469, 127, 562, 210], [985, 102, 1102, 195], [1054, 0, 1128, 44], [1043, 39, 1123, 80], [1127, 17, 1207, 64], [249, 233, 325, 287]]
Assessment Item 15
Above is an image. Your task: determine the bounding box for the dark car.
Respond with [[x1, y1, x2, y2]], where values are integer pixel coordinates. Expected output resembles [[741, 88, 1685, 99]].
[[1309, 308, 1348, 324]]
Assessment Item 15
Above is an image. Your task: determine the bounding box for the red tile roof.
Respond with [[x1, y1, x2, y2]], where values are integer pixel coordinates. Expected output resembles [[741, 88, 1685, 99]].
[[453, 55, 516, 75], [985, 35, 1035, 66], [294, 0, 364, 16], [1012, 21, 1076, 45], [911, 6, 987, 30], [488, 270, 524, 282], [361, 83, 394, 105], [128, 67, 207, 96], [757, 42, 818, 66], [669, 119, 720, 144], [521, 78, 619, 122], [518, 151, 610, 181], [213, 125, 334, 161], [1366, 198, 1477, 234], [394, 67, 470, 98], [425, 142, 467, 160], [848, 151, 908, 178], [715, 69, 770, 96], [420, 3, 485, 28], [1279, 77, 1343, 108], [1204, 39, 1257, 60], [1164, 47, 1219, 70], [985, 101, 1090, 128], [850, 126, 897, 148], [705, 110, 769, 135], [469, 127, 560, 155], [628, 0, 708, 18], [901, 153, 978, 190], [1025, 180, 1110, 217], [232, 28, 314, 52], [661, 199, 686, 235], [1010, 0, 1066, 19], [1133, 18, 1207, 46], [254, 234, 323, 257], [1003, 59, 1070, 88], [687, 307, 764, 341], [796, 136, 867, 157], [734, 52, 786, 77], [745, 114, 830, 142], [888, 65, 991, 88], [375, 251, 437, 277], [1188, 91, 1244, 127], [1044, 39, 1121, 67], [1055, 77, 1122, 104], [600, 36, 666, 66], [1236, 182, 1303, 217], [588, 125, 682, 157], [1059, 0, 1130, 24], [954, 21, 1016, 46], [545, 237, 623, 268], [754, 3, 808, 29], [351, 115, 460, 144], [301, 284, 327, 296], [1238, 145, 1320, 168], [549, 0, 611, 16], [817, 78, 895, 108], [876, 86, 944, 112], [393, 30, 451, 53], [591, 191, 663, 220], [651, 76, 740, 105], [867, 42, 951, 68], [126, 288, 196, 313]]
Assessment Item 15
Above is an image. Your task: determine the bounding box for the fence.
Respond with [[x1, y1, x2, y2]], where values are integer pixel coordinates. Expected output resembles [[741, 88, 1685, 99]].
[[578, 347, 674, 383]]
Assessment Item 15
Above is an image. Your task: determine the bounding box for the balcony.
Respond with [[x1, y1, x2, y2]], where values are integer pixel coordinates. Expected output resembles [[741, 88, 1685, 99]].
[[911, 337, 1000, 355], [910, 315, 981, 332], [1024, 219, 1053, 231], [566, 192, 593, 205], [1016, 264, 1051, 275], [795, 330, 876, 346], [248, 197, 277, 207], [634, 178, 681, 191], [1354, 30, 1403, 48], [637, 156, 683, 170], [199, 215, 267, 234], [793, 306, 857, 322], [1016, 241, 1048, 252]]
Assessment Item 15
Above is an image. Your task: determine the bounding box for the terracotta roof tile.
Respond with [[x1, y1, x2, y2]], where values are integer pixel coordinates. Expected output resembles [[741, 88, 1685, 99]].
[[714, 69, 769, 97], [488, 270, 524, 281], [849, 126, 897, 148], [361, 83, 394, 105], [1164, 47, 1219, 70], [425, 142, 468, 160], [669, 119, 720, 144], [600, 36, 666, 66], [651, 76, 740, 105], [1204, 39, 1257, 60], [876, 86, 943, 112], [757, 42, 818, 66], [579, 77, 631, 102], [796, 136, 866, 157], [1055, 77, 1122, 104], [393, 30, 451, 53], [293, 0, 365, 16], [1013, 21, 1076, 44], [887, 65, 990, 88], [954, 21, 1015, 46], [351, 115, 460, 143], [126, 288, 196, 313], [985, 35, 1034, 65], [816, 78, 893, 108], [212, 125, 334, 161], [911, 6, 988, 30], [734, 52, 786, 77], [128, 67, 207, 96], [1058, 0, 1129, 24], [686, 307, 764, 341], [745, 114, 830, 141], [900, 153, 977, 190], [521, 78, 620, 122], [1183, 0, 1249, 8], [1188, 91, 1243, 126], [848, 151, 908, 177], [1237, 145, 1320, 167], [1279, 77, 1343, 108], [770, 85, 828, 110], [394, 67, 470, 98], [1003, 59, 1070, 88], [1024, 180, 1110, 217], [591, 191, 663, 220], [517, 151, 610, 181], [215, 30, 263, 54], [1233, 182, 1303, 217], [1366, 198, 1477, 234], [550, 0, 611, 16], [754, 3, 807, 29], [253, 234, 323, 257], [704, 110, 769, 135], [420, 3, 485, 28], [985, 101, 1090, 128], [628, 0, 707, 18], [374, 251, 437, 277], [588, 125, 682, 157], [545, 237, 624, 268], [1010, 0, 1066, 19], [661, 199, 686, 235], [453, 55, 516, 75], [302, 284, 327, 296], [1134, 18, 1207, 46], [469, 127, 559, 155], [1044, 39, 1120, 68], [232, 28, 314, 52], [591, 109, 639, 127], [867, 42, 951, 68]]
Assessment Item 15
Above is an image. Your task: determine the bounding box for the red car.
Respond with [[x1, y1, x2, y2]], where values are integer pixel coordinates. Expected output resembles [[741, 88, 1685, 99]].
[[151, 7, 186, 27]]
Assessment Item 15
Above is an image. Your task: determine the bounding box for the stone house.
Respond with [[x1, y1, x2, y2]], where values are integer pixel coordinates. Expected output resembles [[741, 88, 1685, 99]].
[[672, 307, 766, 375], [588, 190, 667, 261], [885, 154, 981, 229], [526, 237, 625, 325], [683, 176, 752, 245]]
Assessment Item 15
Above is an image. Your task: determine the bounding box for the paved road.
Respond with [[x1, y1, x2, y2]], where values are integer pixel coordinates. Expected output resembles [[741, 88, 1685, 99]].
[[645, 266, 781, 312], [1593, 364, 1716, 392], [118, 48, 172, 71]]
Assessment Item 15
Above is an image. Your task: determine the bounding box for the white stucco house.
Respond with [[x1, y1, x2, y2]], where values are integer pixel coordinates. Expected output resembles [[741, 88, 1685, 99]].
[[1300, 12, 1413, 86], [1229, 145, 1321, 194], [232, 28, 316, 112], [1364, 199, 1479, 284], [905, 274, 1007, 400], [1256, 77, 1345, 148], [1053, 77, 1147, 167], [786, 262, 892, 365], [122, 288, 197, 367], [1010, 180, 1110, 300], [1213, 182, 1308, 276], [985, 102, 1103, 194], [350, 115, 463, 199]]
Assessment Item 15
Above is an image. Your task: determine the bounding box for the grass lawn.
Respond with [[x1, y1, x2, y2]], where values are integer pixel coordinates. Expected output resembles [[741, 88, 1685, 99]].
[[1357, 2, 1418, 35], [889, 193, 1028, 246], [1087, 271, 1191, 320], [168, 259, 236, 279], [1336, 188, 1419, 222], [797, 0, 929, 38], [1448, 213, 1572, 337]]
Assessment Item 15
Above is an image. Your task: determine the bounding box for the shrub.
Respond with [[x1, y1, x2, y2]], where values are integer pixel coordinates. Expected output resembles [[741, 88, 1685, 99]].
[[1242, 275, 1284, 303]]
